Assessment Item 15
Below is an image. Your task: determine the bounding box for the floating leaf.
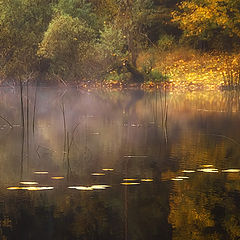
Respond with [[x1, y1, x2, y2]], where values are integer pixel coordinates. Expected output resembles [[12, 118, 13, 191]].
[[123, 155, 148, 158], [121, 182, 140, 185], [8, 186, 53, 191], [171, 178, 183, 181], [141, 179, 153, 182], [91, 173, 105, 176], [51, 176, 64, 180], [222, 169, 240, 173], [20, 181, 38, 185], [91, 185, 111, 190], [176, 176, 189, 179], [123, 178, 138, 181], [197, 168, 218, 173], [25, 187, 54, 191], [34, 171, 49, 174], [201, 165, 214, 168], [68, 186, 93, 191]]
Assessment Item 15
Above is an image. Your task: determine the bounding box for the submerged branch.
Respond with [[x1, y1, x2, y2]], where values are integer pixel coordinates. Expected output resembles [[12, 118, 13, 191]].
[[0, 115, 13, 129]]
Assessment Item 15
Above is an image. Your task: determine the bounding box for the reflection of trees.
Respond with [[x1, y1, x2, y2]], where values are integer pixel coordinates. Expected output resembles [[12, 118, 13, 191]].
[[1, 88, 240, 239], [0, 181, 172, 240], [170, 129, 240, 172], [169, 174, 240, 240], [125, 183, 172, 240]]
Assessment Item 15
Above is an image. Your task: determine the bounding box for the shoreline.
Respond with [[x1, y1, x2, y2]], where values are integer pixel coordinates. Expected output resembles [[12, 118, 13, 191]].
[[1, 48, 240, 92]]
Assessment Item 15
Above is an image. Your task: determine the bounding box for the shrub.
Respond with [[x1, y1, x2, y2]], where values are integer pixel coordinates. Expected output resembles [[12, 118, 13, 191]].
[[148, 69, 168, 82], [104, 71, 132, 83], [157, 34, 175, 51]]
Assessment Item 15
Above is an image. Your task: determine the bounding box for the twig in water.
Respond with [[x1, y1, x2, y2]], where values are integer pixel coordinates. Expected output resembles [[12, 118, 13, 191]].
[[32, 79, 38, 135], [0, 115, 13, 129]]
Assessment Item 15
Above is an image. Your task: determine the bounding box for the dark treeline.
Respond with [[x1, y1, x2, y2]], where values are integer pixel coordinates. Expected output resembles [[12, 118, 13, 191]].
[[0, 0, 240, 83]]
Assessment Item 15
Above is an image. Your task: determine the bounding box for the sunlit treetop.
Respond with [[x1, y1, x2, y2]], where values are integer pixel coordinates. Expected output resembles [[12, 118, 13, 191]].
[[172, 0, 240, 40]]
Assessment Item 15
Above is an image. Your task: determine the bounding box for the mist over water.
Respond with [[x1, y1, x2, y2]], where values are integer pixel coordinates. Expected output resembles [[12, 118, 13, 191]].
[[0, 86, 240, 239]]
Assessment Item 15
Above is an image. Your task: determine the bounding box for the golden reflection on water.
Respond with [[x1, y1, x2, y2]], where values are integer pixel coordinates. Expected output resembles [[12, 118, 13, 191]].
[[1, 89, 240, 239]]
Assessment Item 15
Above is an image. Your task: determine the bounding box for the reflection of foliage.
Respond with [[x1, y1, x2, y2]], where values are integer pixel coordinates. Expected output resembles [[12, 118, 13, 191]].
[[169, 174, 240, 240], [0, 181, 171, 240]]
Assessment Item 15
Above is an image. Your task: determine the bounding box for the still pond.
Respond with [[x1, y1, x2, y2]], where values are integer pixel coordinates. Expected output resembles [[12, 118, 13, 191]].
[[0, 86, 240, 240]]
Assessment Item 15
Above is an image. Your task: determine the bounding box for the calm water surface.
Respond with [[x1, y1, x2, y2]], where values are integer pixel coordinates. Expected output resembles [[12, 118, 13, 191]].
[[0, 87, 240, 240]]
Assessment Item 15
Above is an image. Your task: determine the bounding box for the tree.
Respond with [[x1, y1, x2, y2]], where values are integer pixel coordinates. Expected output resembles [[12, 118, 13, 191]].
[[0, 0, 53, 79], [56, 0, 100, 31], [38, 14, 96, 80], [172, 0, 240, 50], [115, 0, 156, 67], [89, 0, 119, 22]]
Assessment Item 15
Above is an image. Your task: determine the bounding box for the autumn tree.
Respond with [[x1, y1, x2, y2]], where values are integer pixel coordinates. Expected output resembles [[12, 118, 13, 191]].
[[172, 0, 240, 50]]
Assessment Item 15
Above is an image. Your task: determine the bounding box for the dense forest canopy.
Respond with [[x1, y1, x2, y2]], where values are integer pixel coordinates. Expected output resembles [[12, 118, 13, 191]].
[[0, 0, 240, 83]]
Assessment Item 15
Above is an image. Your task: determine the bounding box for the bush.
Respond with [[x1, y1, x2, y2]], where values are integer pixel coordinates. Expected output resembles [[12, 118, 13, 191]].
[[147, 69, 168, 82], [38, 14, 96, 80], [104, 71, 132, 83], [157, 34, 175, 51]]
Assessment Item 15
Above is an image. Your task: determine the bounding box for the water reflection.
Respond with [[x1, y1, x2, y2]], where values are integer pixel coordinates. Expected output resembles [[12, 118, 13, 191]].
[[0, 87, 240, 239]]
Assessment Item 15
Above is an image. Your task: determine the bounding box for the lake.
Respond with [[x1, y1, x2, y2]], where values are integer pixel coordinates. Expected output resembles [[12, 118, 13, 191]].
[[0, 86, 240, 239]]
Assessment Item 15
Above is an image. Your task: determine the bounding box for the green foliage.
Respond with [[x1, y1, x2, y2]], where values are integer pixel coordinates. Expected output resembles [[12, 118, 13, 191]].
[[89, 0, 119, 22], [148, 69, 168, 82], [98, 23, 127, 58], [83, 23, 129, 81], [0, 0, 53, 78], [38, 14, 96, 80], [3, 0, 240, 83], [141, 56, 168, 82], [56, 0, 100, 31], [113, 0, 157, 66], [158, 34, 175, 51], [141, 58, 154, 75], [105, 71, 132, 83]]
